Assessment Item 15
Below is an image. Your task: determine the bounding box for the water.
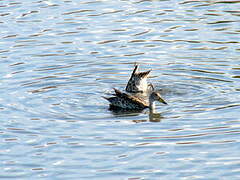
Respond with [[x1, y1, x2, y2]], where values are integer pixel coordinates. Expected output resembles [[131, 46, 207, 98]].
[[0, 0, 240, 179]]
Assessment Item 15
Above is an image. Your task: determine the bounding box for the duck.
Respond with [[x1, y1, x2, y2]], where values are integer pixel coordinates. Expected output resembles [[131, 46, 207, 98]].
[[103, 88, 167, 111], [125, 64, 151, 93]]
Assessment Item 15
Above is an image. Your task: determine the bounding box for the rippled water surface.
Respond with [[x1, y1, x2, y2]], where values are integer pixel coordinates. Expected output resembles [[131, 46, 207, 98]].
[[1, 0, 240, 179]]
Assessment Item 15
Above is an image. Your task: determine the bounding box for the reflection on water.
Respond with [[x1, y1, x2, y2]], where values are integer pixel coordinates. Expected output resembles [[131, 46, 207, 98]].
[[109, 107, 144, 116], [148, 112, 163, 123], [0, 0, 240, 179], [108, 106, 164, 123]]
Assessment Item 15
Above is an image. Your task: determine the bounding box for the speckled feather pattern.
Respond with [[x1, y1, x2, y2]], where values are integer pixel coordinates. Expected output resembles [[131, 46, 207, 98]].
[[105, 89, 148, 110], [125, 65, 151, 93]]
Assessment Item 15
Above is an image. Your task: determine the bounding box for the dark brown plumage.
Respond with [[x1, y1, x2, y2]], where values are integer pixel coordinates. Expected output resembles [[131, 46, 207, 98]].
[[103, 88, 167, 110]]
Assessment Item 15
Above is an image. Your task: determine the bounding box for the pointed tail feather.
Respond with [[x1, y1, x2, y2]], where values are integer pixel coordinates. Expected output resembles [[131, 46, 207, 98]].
[[102, 96, 110, 101], [113, 88, 124, 97]]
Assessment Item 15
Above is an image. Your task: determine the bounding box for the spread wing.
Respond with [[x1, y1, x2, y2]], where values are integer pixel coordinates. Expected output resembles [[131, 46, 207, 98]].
[[131, 64, 139, 77], [125, 65, 150, 93], [138, 70, 151, 78]]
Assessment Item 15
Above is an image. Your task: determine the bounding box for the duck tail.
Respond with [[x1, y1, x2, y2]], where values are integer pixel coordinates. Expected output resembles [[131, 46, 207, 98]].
[[102, 96, 110, 101], [113, 88, 122, 96]]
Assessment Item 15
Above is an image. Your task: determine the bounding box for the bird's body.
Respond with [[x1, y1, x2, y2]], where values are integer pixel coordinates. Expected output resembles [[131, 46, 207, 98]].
[[103, 88, 167, 111], [125, 64, 151, 93]]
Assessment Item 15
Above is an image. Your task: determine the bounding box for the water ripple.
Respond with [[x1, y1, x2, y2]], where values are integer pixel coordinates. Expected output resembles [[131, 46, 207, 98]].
[[0, 0, 240, 179]]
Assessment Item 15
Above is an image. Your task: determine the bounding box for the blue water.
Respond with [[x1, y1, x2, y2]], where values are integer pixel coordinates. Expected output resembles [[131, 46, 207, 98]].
[[0, 0, 240, 179]]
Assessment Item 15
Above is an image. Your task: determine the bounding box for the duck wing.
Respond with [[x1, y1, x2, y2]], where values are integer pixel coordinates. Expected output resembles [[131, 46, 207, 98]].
[[138, 70, 151, 78], [113, 89, 148, 109], [125, 65, 139, 92], [131, 64, 139, 76], [125, 65, 151, 93]]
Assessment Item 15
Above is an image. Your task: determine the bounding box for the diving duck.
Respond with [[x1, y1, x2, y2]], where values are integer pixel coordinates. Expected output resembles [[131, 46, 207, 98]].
[[125, 64, 151, 93], [103, 88, 167, 111]]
